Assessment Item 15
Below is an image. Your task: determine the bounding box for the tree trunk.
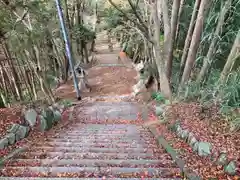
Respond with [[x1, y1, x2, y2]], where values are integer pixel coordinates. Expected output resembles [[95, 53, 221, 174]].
[[0, 92, 6, 108], [152, 2, 172, 100], [107, 30, 113, 52], [2, 40, 23, 101], [0, 62, 8, 95], [63, 48, 70, 82], [84, 43, 89, 63], [46, 31, 60, 76], [197, 0, 232, 83], [166, 0, 181, 81], [4, 66, 17, 100], [76, 0, 81, 56], [161, 0, 171, 67], [179, 0, 201, 81], [64, 0, 71, 34], [70, 5, 75, 30], [64, 0, 75, 66], [29, 70, 38, 100], [180, 0, 211, 87], [219, 29, 240, 83], [175, 0, 185, 42], [15, 52, 34, 100]]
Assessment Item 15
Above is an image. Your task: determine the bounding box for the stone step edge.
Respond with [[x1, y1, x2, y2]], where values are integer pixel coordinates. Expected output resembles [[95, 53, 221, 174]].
[[28, 147, 157, 154], [96, 64, 127, 67], [8, 159, 170, 167], [147, 125, 201, 180], [35, 142, 158, 148], [49, 135, 154, 140], [0, 178, 182, 180], [1, 166, 181, 176], [17, 151, 157, 159]]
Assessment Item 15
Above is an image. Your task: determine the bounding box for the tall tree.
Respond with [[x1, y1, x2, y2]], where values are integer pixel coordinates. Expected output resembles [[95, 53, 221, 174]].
[[166, 0, 181, 81], [219, 29, 240, 84], [180, 0, 211, 87], [179, 0, 201, 81], [197, 0, 232, 83], [153, 1, 172, 100]]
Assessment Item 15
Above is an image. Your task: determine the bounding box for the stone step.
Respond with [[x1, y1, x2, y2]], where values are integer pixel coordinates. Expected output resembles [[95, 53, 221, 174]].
[[39, 141, 158, 148], [79, 103, 138, 109], [59, 130, 151, 134], [69, 124, 142, 129], [59, 128, 150, 133], [30, 146, 157, 154], [0, 178, 181, 180], [9, 159, 173, 168], [83, 101, 138, 105], [70, 124, 141, 127], [67, 128, 146, 131], [74, 108, 138, 120], [73, 120, 140, 124], [81, 101, 138, 106], [93, 94, 132, 99], [67, 124, 144, 128], [65, 127, 146, 131], [57, 132, 152, 136], [50, 135, 154, 141], [96, 64, 129, 67], [45, 138, 153, 144], [1, 167, 181, 177], [76, 116, 138, 121], [57, 129, 150, 134], [64, 129, 149, 134], [17, 151, 159, 160]]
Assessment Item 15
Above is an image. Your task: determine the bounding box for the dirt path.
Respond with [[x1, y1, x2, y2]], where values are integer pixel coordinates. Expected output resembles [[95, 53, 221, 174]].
[[0, 32, 183, 179], [55, 32, 137, 101]]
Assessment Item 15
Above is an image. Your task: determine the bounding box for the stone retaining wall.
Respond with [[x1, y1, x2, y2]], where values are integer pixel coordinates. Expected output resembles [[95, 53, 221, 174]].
[[0, 103, 68, 151], [155, 103, 237, 176]]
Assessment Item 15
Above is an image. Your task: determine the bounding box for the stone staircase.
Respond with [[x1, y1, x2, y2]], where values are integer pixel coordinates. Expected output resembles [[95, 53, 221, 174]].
[[0, 98, 182, 179], [0, 31, 184, 179]]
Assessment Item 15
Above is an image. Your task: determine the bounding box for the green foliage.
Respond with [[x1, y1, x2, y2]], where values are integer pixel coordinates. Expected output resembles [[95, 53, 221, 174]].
[[45, 75, 59, 89], [0, 93, 6, 108], [177, 68, 240, 131], [151, 92, 166, 103], [200, 0, 240, 69], [176, 0, 195, 48], [0, 0, 98, 105], [59, 99, 73, 108], [219, 73, 240, 107], [178, 69, 240, 107], [230, 116, 240, 132], [103, 7, 124, 29], [72, 24, 96, 41]]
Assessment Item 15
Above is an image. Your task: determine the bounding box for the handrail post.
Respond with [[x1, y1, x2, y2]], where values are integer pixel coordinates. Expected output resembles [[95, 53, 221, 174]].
[[55, 0, 81, 100]]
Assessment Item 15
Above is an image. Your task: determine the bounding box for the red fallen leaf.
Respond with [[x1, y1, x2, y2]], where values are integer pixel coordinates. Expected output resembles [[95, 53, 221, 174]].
[[0, 107, 22, 137], [216, 165, 223, 170], [233, 175, 240, 180], [157, 102, 240, 179]]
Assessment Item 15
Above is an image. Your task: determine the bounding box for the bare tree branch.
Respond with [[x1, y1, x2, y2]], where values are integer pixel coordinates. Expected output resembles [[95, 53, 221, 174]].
[[107, 0, 151, 42], [127, 0, 148, 32]]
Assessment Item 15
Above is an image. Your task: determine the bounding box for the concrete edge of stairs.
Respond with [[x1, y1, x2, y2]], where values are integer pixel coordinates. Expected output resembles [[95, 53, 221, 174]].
[[143, 122, 201, 180], [139, 104, 201, 180]]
